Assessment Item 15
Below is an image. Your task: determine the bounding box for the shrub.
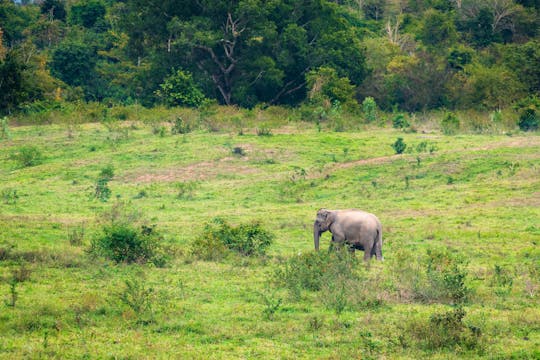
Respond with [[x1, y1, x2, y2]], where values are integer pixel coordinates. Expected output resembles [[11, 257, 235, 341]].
[[1, 187, 19, 204], [518, 108, 539, 131], [94, 165, 114, 202], [441, 111, 460, 135], [118, 278, 155, 320], [422, 307, 481, 350], [256, 127, 273, 136], [362, 97, 378, 122], [68, 224, 85, 246], [10, 146, 43, 167], [0, 116, 10, 139], [175, 181, 199, 200], [392, 113, 410, 129], [90, 223, 165, 266], [191, 218, 274, 259], [171, 116, 192, 135], [156, 69, 206, 108], [391, 137, 407, 154]]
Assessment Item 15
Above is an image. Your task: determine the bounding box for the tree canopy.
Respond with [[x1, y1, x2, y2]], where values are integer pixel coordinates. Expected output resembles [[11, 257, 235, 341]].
[[0, 0, 538, 113]]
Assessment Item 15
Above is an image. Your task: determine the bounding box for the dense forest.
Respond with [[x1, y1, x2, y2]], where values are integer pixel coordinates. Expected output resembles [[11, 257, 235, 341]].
[[1, 0, 539, 115]]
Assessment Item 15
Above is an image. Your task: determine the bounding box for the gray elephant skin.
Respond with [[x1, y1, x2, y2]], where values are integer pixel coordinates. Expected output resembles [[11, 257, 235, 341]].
[[313, 209, 383, 261]]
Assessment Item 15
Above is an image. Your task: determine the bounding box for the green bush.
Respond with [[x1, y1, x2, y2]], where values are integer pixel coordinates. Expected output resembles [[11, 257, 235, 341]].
[[10, 146, 43, 167], [392, 113, 410, 129], [93, 165, 114, 202], [156, 69, 206, 108], [361, 97, 377, 123], [391, 137, 407, 154], [191, 218, 274, 259], [90, 223, 165, 266], [1, 187, 19, 204], [518, 108, 539, 131], [1, 116, 10, 139], [171, 116, 192, 135], [422, 307, 481, 350], [441, 112, 460, 135]]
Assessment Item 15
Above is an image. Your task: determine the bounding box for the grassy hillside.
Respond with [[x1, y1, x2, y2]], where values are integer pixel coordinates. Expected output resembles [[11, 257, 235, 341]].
[[0, 116, 539, 359]]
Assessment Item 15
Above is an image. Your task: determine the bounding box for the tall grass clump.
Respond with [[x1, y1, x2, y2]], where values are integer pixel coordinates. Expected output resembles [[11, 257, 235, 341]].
[[274, 250, 384, 312], [10, 146, 43, 167], [191, 217, 274, 260], [391, 248, 470, 304], [408, 306, 482, 351]]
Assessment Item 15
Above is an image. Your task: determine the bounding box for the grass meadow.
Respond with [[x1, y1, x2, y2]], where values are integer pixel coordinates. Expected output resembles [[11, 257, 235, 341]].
[[0, 107, 539, 359]]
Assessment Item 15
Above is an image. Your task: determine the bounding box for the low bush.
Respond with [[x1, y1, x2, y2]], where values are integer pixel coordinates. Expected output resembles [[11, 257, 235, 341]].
[[191, 218, 274, 260], [171, 116, 192, 134], [1, 187, 19, 204], [518, 108, 538, 131], [391, 137, 407, 154], [10, 146, 43, 167], [441, 112, 460, 135], [392, 113, 410, 129], [274, 250, 384, 312], [410, 306, 481, 351], [90, 223, 165, 266]]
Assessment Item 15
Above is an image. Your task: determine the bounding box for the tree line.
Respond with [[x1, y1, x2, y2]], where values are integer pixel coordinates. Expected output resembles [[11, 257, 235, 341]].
[[0, 0, 539, 114]]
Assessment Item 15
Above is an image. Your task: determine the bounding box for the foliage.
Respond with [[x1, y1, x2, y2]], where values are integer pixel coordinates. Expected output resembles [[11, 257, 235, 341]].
[[0, 116, 10, 139], [392, 113, 410, 129], [518, 107, 539, 131], [94, 165, 114, 202], [362, 97, 378, 122], [391, 137, 407, 154], [156, 69, 206, 108], [191, 217, 274, 259], [1, 187, 19, 205], [441, 111, 460, 135], [411, 306, 481, 350], [170, 116, 192, 135], [90, 223, 165, 266], [117, 278, 155, 321], [306, 67, 358, 111], [10, 145, 43, 167]]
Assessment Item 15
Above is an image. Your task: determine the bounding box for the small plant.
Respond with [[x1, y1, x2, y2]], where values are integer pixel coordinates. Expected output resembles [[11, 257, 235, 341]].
[[10, 146, 43, 167], [175, 181, 199, 200], [94, 165, 114, 202], [171, 116, 192, 134], [232, 146, 246, 156], [0, 116, 10, 139], [518, 107, 538, 131], [392, 113, 410, 129], [423, 307, 481, 350], [4, 265, 31, 308], [256, 127, 273, 136], [441, 112, 460, 135], [68, 224, 85, 246], [118, 278, 155, 323], [362, 97, 377, 123], [191, 218, 274, 260], [90, 223, 165, 265], [1, 188, 19, 204], [391, 137, 407, 154], [490, 264, 514, 297], [261, 290, 283, 320]]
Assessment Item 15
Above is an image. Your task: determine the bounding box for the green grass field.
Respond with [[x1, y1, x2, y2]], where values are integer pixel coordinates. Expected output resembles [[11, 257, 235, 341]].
[[0, 116, 539, 359]]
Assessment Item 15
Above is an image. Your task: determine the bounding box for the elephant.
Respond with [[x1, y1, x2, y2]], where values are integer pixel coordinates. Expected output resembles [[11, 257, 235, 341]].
[[313, 208, 383, 261]]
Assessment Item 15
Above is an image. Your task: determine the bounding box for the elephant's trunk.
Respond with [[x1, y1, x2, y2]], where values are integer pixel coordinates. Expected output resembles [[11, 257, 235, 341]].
[[314, 223, 320, 251]]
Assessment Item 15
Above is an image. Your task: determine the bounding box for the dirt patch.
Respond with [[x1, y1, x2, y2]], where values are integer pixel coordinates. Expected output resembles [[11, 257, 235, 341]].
[[126, 158, 260, 183]]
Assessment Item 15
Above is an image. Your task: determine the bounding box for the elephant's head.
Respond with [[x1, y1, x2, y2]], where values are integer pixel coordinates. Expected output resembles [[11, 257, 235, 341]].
[[314, 209, 334, 251]]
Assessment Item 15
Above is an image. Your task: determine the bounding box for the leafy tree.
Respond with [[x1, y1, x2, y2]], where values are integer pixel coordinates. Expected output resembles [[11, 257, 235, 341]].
[[0, 51, 26, 113], [0, 0, 39, 45], [69, 0, 106, 29], [40, 0, 66, 22], [306, 67, 358, 111], [50, 41, 98, 97], [156, 69, 206, 107], [418, 9, 457, 46]]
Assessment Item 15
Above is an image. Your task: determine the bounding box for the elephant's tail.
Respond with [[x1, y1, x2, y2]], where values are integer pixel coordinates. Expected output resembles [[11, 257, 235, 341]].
[[372, 227, 383, 260]]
